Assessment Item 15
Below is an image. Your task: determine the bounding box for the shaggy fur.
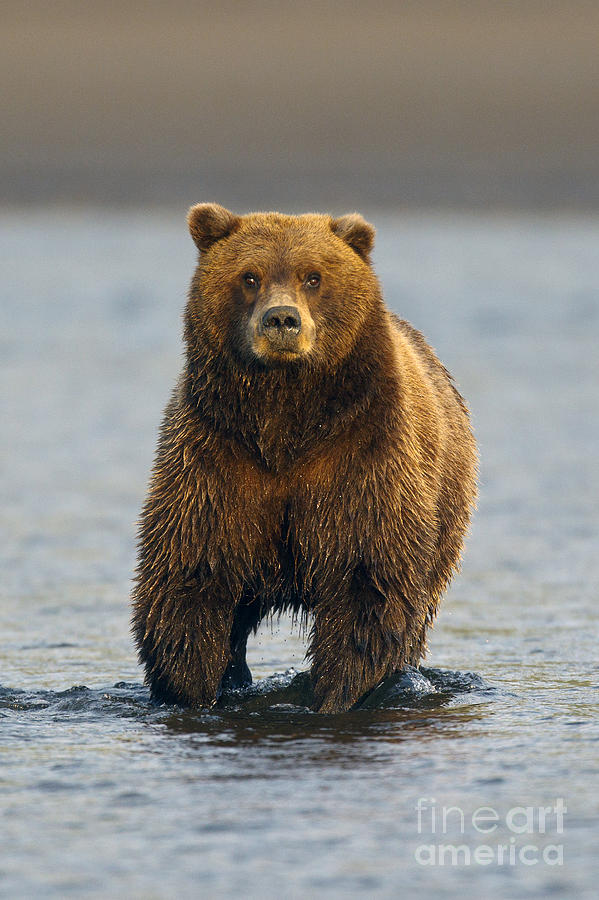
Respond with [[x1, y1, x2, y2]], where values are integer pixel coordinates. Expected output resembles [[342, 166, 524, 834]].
[[131, 204, 477, 713]]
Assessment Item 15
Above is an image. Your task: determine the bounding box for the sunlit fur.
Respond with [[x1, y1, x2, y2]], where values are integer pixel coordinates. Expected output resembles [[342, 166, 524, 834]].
[[131, 205, 478, 713]]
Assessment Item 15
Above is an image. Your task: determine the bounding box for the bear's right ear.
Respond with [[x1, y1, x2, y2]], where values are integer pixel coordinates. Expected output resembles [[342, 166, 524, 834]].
[[187, 203, 241, 251], [331, 213, 375, 259]]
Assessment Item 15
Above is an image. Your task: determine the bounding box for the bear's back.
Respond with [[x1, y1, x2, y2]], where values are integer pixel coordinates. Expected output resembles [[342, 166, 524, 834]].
[[390, 314, 471, 421]]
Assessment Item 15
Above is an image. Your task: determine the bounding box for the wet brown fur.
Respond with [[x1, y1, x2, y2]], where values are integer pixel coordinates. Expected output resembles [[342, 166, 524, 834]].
[[131, 205, 478, 712]]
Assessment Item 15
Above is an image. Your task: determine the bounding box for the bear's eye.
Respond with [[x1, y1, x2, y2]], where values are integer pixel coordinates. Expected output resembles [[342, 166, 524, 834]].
[[243, 272, 259, 289], [306, 273, 321, 288]]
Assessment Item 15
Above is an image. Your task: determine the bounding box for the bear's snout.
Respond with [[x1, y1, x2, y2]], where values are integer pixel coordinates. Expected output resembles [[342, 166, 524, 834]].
[[248, 297, 314, 361], [260, 305, 302, 337]]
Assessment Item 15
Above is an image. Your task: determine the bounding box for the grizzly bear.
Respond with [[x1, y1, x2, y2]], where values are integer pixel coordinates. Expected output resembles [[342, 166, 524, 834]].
[[132, 204, 477, 713]]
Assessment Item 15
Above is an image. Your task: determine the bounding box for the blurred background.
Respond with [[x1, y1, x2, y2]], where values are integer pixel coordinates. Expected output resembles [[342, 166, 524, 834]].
[[3, 0, 599, 210]]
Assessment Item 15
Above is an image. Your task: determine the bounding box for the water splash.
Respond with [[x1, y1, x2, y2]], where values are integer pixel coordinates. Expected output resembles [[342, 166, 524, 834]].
[[218, 665, 494, 713], [0, 666, 494, 720]]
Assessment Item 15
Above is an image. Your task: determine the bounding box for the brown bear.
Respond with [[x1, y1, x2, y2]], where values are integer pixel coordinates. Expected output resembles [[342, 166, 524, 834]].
[[131, 204, 477, 713]]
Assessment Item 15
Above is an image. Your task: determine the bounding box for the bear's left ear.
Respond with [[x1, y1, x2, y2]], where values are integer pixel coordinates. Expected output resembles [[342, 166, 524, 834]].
[[187, 203, 241, 251], [331, 213, 375, 259]]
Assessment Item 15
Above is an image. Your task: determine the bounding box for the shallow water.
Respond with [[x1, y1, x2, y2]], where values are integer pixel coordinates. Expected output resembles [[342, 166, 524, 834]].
[[1, 210, 598, 898]]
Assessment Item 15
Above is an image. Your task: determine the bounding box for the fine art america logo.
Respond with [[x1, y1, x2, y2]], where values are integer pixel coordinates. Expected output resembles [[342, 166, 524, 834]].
[[414, 798, 566, 867]]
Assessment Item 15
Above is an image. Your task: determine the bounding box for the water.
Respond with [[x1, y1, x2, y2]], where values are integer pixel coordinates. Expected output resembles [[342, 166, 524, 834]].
[[1, 209, 598, 898]]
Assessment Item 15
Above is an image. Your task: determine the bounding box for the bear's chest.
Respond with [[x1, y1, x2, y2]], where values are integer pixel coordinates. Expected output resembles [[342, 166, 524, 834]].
[[211, 442, 368, 558]]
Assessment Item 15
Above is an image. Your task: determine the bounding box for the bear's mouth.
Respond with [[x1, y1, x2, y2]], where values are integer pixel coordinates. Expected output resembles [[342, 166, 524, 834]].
[[252, 340, 307, 363], [269, 342, 302, 355]]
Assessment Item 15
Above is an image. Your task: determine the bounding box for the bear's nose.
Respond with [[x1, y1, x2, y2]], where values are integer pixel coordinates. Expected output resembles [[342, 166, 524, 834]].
[[261, 305, 302, 335]]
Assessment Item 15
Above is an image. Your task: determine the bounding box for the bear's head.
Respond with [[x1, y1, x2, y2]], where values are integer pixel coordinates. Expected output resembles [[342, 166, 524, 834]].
[[185, 203, 381, 370]]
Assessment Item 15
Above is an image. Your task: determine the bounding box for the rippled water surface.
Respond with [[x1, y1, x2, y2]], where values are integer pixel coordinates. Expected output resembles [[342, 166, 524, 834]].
[[1, 210, 598, 898]]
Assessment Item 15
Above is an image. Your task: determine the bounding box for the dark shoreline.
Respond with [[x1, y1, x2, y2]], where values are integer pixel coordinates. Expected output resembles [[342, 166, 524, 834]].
[[4, 162, 599, 212]]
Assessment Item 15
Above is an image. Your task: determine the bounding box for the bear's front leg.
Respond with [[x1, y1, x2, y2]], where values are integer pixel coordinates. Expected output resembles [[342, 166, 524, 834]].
[[133, 575, 236, 707], [308, 575, 412, 713]]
